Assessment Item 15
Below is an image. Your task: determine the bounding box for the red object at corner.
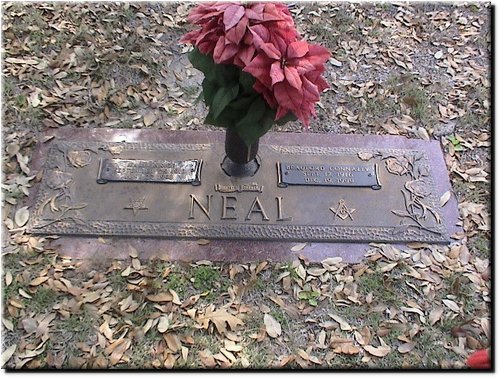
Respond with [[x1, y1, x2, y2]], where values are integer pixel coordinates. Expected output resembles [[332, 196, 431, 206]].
[[466, 349, 491, 369]]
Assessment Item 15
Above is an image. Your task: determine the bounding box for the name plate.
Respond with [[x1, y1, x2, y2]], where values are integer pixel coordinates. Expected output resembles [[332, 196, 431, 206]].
[[97, 158, 202, 185], [278, 162, 381, 190]]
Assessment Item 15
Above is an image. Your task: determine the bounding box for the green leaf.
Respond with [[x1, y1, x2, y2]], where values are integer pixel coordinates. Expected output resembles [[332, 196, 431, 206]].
[[234, 100, 276, 147], [228, 94, 258, 110], [188, 48, 215, 79], [236, 97, 266, 129], [201, 78, 218, 107], [239, 71, 256, 93], [214, 64, 239, 87], [211, 84, 240, 120]]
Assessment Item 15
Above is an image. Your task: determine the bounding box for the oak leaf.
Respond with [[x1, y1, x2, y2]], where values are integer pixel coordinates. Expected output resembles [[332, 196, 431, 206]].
[[197, 305, 244, 334]]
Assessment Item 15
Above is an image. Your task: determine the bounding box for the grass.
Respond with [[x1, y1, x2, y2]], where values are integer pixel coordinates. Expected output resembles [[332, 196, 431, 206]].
[[29, 287, 59, 313], [192, 265, 222, 293], [469, 235, 490, 259], [357, 268, 404, 307]]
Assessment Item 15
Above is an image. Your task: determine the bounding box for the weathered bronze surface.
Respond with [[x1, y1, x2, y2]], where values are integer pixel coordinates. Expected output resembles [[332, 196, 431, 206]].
[[29, 140, 449, 243], [278, 162, 381, 189]]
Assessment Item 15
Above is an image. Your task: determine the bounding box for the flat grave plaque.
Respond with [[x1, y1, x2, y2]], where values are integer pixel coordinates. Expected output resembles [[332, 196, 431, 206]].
[[29, 138, 449, 243]]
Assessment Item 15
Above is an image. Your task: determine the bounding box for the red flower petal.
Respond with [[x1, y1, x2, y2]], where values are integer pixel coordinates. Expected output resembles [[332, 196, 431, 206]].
[[270, 61, 284, 86], [287, 41, 309, 59], [274, 81, 303, 113], [284, 66, 301, 90], [245, 3, 265, 21], [260, 42, 281, 60], [223, 4, 245, 31], [244, 54, 274, 87], [234, 45, 256, 67], [213, 36, 239, 64], [305, 44, 330, 67]]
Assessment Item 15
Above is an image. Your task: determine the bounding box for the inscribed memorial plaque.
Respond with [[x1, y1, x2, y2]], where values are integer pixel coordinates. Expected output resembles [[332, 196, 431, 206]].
[[29, 140, 449, 243]]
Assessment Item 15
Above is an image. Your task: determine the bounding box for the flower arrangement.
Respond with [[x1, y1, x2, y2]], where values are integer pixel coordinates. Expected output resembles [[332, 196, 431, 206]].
[[180, 2, 330, 148]]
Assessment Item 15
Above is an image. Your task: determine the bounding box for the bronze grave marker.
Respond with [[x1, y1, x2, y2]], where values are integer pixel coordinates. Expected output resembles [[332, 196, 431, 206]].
[[29, 139, 449, 243]]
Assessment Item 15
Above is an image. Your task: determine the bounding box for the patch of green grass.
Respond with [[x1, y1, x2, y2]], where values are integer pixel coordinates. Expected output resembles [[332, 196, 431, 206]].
[[129, 302, 155, 324], [470, 235, 490, 259], [364, 95, 400, 120], [335, 303, 383, 329], [357, 269, 404, 307], [3, 76, 17, 98], [58, 307, 96, 350], [127, 339, 157, 369], [30, 287, 59, 313], [328, 352, 364, 368], [281, 262, 300, 281], [385, 75, 432, 122], [192, 265, 221, 293], [165, 272, 189, 296], [452, 178, 489, 204], [269, 309, 286, 325], [15, 94, 27, 108], [108, 270, 128, 291], [413, 329, 455, 368]]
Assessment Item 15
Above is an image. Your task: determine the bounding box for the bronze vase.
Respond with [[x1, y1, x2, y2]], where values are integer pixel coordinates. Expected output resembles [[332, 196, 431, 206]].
[[221, 128, 260, 177]]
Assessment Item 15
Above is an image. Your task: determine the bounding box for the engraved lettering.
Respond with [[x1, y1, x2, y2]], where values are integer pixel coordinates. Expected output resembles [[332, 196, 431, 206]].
[[98, 158, 200, 184], [276, 196, 292, 222], [188, 194, 212, 220], [245, 196, 270, 221], [221, 195, 238, 220], [214, 183, 263, 193], [279, 162, 380, 189]]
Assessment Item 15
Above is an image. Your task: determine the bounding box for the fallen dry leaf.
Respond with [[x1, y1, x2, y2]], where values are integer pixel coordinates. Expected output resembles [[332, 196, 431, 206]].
[[291, 242, 307, 252], [428, 306, 444, 326], [1, 345, 17, 368], [440, 191, 452, 207], [146, 293, 173, 302], [263, 313, 282, 338], [143, 111, 157, 126], [329, 314, 352, 331], [363, 344, 391, 357], [197, 305, 244, 334], [29, 276, 48, 286], [397, 342, 415, 354], [14, 206, 29, 227]]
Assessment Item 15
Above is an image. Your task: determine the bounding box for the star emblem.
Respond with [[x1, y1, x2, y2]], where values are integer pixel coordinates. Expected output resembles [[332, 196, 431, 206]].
[[124, 196, 148, 216], [330, 199, 356, 221]]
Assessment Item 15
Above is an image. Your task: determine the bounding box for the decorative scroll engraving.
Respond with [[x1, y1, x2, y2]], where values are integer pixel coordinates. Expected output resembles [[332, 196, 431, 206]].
[[278, 162, 381, 189], [360, 150, 445, 236], [97, 158, 202, 185], [30, 144, 91, 230], [330, 199, 356, 221]]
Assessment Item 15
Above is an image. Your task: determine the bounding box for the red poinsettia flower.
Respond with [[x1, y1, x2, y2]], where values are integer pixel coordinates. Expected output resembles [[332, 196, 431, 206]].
[[181, 2, 330, 130], [243, 37, 329, 126], [180, 2, 298, 66]]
